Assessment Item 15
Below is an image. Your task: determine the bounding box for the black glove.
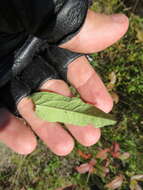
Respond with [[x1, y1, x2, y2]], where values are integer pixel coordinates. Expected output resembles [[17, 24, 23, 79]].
[[0, 53, 60, 114], [0, 0, 89, 58], [0, 36, 47, 87], [43, 45, 84, 82], [0, 0, 90, 86], [0, 37, 84, 114], [0, 0, 90, 113]]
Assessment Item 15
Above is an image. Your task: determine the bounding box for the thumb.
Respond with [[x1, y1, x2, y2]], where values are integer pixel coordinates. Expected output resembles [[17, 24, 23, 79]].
[[60, 10, 129, 53]]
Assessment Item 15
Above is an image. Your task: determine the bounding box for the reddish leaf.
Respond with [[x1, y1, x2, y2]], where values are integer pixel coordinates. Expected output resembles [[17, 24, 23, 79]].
[[105, 175, 124, 189], [111, 142, 121, 158], [113, 142, 120, 152], [75, 159, 96, 174], [77, 150, 92, 159], [76, 163, 92, 174], [111, 152, 121, 158], [88, 167, 95, 174], [88, 159, 97, 173], [89, 159, 97, 166], [96, 148, 110, 160]]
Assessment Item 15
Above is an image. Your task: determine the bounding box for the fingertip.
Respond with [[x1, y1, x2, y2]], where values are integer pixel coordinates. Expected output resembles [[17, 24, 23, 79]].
[[66, 124, 101, 147], [78, 127, 101, 147], [111, 13, 129, 29], [15, 135, 37, 155], [110, 13, 129, 42], [0, 109, 37, 155], [60, 10, 129, 53], [51, 138, 75, 156], [95, 93, 114, 113]]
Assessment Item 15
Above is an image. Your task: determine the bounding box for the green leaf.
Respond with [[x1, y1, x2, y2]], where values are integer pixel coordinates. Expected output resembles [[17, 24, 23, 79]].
[[30, 92, 116, 128]]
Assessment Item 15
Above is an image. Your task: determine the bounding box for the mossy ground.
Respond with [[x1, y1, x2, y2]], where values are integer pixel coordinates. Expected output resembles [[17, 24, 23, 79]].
[[1, 0, 143, 189]]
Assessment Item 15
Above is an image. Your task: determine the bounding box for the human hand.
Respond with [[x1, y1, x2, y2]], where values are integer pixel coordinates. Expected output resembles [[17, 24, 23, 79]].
[[0, 46, 110, 156], [0, 10, 129, 156], [60, 10, 129, 53]]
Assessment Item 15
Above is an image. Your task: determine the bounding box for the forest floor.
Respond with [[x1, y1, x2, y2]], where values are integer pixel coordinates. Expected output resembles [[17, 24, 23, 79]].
[[0, 0, 143, 190]]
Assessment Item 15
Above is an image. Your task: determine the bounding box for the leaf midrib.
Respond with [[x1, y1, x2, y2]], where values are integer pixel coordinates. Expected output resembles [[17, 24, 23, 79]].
[[36, 104, 114, 121]]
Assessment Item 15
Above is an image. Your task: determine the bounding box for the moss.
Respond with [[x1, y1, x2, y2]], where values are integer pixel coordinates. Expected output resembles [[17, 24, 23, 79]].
[[1, 1, 143, 189]]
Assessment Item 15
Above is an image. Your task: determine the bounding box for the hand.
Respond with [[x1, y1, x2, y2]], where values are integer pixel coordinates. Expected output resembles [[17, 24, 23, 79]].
[[60, 10, 129, 53], [0, 10, 129, 156]]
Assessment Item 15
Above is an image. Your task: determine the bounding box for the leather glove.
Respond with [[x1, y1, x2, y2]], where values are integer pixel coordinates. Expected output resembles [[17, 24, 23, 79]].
[[0, 0, 90, 87], [0, 0, 90, 113], [0, 37, 84, 115], [43, 45, 84, 82], [0, 36, 47, 87], [0, 53, 60, 114], [0, 0, 89, 58], [0, 37, 59, 113]]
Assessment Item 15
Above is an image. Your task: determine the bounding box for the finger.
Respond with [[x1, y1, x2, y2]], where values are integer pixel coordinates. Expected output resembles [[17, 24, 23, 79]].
[[18, 79, 101, 153], [67, 56, 113, 113], [11, 53, 75, 156], [60, 10, 129, 53], [17, 80, 74, 156], [41, 80, 101, 147], [65, 124, 101, 147], [65, 56, 112, 146], [0, 108, 37, 155]]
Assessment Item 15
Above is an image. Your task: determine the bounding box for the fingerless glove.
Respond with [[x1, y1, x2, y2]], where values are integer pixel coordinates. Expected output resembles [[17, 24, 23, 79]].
[[0, 0, 88, 47], [0, 0, 89, 113], [0, 37, 84, 114], [0, 54, 60, 113], [0, 0, 89, 86], [44, 45, 84, 81]]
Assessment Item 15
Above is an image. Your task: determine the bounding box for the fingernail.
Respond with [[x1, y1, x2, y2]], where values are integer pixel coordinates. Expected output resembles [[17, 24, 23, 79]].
[[111, 14, 127, 23]]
